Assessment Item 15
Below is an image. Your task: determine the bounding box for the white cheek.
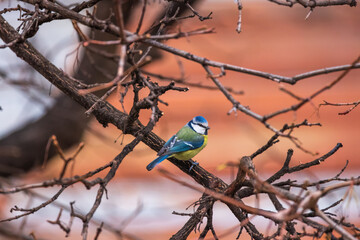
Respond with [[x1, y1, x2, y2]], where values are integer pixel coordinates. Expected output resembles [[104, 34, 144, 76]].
[[191, 123, 206, 135]]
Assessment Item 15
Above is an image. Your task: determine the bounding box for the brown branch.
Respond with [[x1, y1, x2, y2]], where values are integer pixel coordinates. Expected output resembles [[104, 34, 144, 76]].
[[17, 0, 360, 85], [263, 55, 360, 121], [315, 207, 356, 240], [135, 0, 147, 34], [94, 222, 104, 240], [235, 0, 243, 33], [236, 143, 344, 205], [185, 2, 212, 21], [29, 190, 140, 239], [143, 38, 360, 84], [0, 186, 67, 223], [142, 70, 244, 95], [203, 64, 322, 151], [47, 209, 71, 236], [159, 168, 284, 222], [170, 193, 212, 240], [113, 0, 126, 44], [267, 0, 357, 7], [320, 100, 360, 115], [80, 131, 147, 239], [84, 27, 215, 45], [0, 5, 230, 193], [1, 2, 359, 239], [78, 55, 151, 95]]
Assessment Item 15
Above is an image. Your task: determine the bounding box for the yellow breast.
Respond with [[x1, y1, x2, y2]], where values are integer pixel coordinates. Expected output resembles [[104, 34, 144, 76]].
[[172, 135, 208, 161]]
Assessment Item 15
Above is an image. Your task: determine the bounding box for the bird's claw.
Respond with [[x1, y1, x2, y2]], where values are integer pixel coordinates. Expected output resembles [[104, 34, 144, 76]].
[[189, 160, 199, 172]]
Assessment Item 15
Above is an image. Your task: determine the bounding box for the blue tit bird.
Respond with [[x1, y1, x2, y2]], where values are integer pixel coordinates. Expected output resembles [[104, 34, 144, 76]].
[[146, 116, 210, 171]]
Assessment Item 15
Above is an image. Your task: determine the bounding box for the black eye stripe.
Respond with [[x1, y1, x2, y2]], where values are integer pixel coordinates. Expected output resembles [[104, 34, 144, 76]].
[[196, 123, 207, 128]]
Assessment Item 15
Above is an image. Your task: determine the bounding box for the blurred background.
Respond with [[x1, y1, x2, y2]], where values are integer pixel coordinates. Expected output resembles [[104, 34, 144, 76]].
[[0, 0, 360, 239]]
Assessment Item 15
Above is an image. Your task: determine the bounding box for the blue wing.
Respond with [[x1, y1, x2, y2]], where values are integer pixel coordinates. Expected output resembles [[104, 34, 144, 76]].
[[147, 126, 204, 171], [157, 135, 176, 156], [163, 137, 203, 155], [159, 129, 204, 156]]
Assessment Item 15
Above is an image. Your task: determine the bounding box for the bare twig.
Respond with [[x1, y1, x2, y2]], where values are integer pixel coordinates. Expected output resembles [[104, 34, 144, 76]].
[[0, 186, 67, 223], [185, 2, 212, 21], [320, 100, 360, 115], [235, 0, 242, 33]]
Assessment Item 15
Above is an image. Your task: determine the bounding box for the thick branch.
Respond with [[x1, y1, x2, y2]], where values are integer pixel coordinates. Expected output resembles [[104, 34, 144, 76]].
[[0, 13, 224, 191]]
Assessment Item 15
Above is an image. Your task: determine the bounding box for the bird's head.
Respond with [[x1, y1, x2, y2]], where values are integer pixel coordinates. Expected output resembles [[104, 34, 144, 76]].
[[188, 116, 210, 135]]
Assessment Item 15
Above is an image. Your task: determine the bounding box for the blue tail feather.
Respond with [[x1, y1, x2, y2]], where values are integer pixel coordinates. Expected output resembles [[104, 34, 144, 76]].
[[146, 155, 170, 171]]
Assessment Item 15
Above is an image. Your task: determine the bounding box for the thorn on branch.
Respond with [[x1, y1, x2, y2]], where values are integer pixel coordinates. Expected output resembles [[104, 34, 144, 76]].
[[305, 8, 314, 20]]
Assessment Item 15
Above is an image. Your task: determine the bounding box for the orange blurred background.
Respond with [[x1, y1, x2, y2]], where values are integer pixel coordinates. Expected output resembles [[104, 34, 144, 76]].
[[45, 2, 360, 178], [2, 1, 360, 239]]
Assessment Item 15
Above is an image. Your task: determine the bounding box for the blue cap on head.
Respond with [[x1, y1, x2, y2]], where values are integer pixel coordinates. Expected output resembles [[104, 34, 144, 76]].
[[188, 116, 210, 134], [193, 116, 208, 126]]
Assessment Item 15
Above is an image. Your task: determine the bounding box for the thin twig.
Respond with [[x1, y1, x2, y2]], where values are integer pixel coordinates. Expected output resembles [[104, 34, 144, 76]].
[[235, 0, 242, 33]]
